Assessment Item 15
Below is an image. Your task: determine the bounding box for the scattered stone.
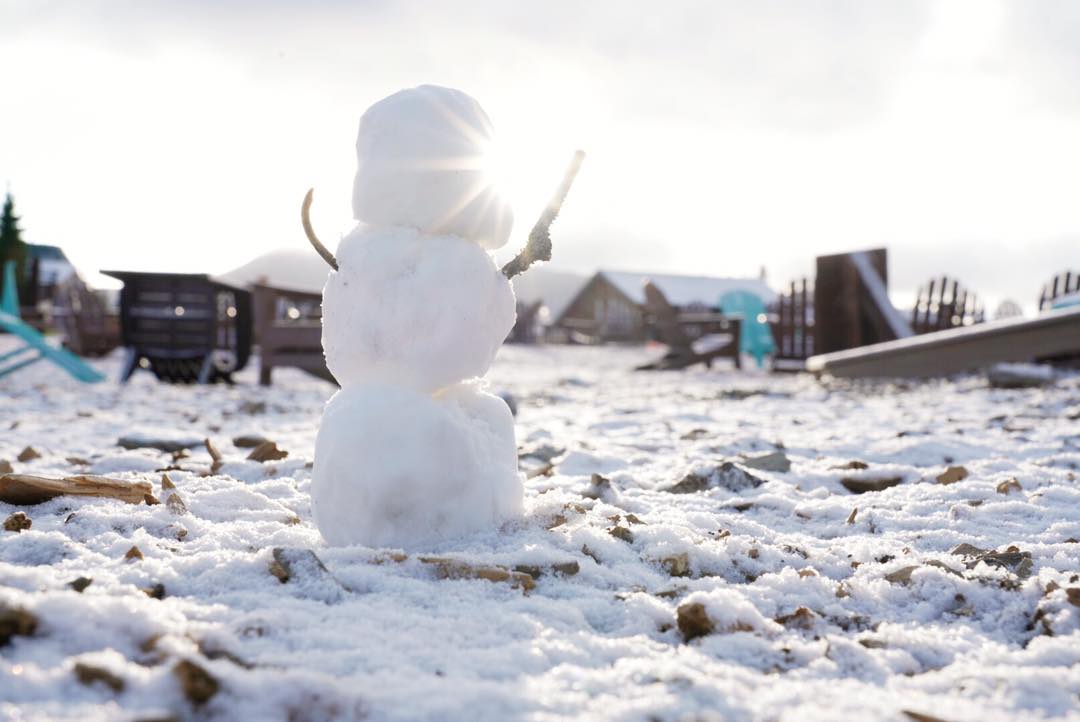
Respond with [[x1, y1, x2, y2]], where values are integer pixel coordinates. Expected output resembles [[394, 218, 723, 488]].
[[608, 526, 634, 543], [551, 561, 580, 576], [66, 457, 91, 467], [846, 507, 858, 525], [0, 604, 37, 645], [161, 473, 176, 491], [239, 400, 267, 415], [0, 473, 152, 505], [885, 566, 920, 585], [165, 492, 188, 516], [204, 439, 224, 474], [775, 606, 816, 629], [582, 473, 612, 500], [124, 545, 144, 561], [858, 638, 888, 649], [117, 435, 202, 453], [798, 568, 817, 578], [676, 602, 714, 642], [247, 441, 288, 463], [144, 493, 160, 505], [421, 557, 535, 592], [68, 577, 93, 593], [747, 548, 760, 559], [3, 511, 31, 532], [903, 711, 955, 722], [936, 466, 969, 485], [17, 446, 41, 463], [950, 543, 988, 557], [924, 560, 962, 576], [665, 462, 766, 494], [680, 428, 708, 440], [0, 460, 12, 474], [625, 513, 644, 525], [141, 583, 166, 600], [841, 477, 903, 494], [833, 460, 869, 470], [74, 662, 125, 692], [270, 547, 349, 601], [978, 549, 1033, 578], [740, 450, 791, 473], [232, 434, 269, 449], [173, 659, 219, 706], [1067, 588, 1080, 608], [544, 513, 567, 530], [987, 363, 1054, 389], [996, 478, 1022, 495], [526, 462, 556, 479], [661, 552, 691, 577]]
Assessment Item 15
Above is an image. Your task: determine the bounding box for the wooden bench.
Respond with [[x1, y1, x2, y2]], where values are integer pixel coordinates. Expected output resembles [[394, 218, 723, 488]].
[[637, 282, 741, 370], [52, 274, 119, 357], [252, 283, 335, 386]]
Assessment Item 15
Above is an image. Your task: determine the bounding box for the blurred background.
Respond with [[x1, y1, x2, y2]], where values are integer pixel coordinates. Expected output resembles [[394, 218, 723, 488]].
[[1, 0, 1077, 315]]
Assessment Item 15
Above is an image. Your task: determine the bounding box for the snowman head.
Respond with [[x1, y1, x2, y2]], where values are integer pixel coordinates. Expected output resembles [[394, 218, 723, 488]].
[[350, 85, 514, 251]]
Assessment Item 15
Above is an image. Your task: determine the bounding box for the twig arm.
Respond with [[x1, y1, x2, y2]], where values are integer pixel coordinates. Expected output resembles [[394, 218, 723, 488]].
[[502, 150, 585, 279], [302, 189, 339, 271]]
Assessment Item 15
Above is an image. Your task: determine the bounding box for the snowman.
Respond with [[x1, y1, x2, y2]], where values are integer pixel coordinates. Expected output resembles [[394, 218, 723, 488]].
[[300, 85, 582, 549]]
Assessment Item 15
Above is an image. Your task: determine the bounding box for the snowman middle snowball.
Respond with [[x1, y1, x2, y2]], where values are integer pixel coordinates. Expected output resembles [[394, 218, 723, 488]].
[[311, 85, 523, 549]]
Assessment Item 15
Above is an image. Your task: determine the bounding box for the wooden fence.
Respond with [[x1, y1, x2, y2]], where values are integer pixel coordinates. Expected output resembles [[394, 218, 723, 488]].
[[911, 276, 985, 334]]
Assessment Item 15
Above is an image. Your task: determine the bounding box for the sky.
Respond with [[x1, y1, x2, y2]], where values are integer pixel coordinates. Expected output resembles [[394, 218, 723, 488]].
[[1, 0, 1078, 313]]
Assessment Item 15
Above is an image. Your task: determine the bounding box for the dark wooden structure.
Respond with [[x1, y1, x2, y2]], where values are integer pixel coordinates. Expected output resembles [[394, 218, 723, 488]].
[[103, 271, 252, 384], [910, 276, 985, 334], [770, 278, 813, 369], [52, 274, 120, 357], [1039, 270, 1078, 310], [252, 283, 334, 386], [636, 282, 741, 370], [813, 248, 912, 355], [507, 300, 543, 344], [807, 305, 1080, 378]]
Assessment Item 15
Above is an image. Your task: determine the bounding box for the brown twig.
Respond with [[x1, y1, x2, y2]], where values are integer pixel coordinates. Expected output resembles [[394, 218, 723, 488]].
[[301, 189, 339, 271], [502, 150, 585, 280]]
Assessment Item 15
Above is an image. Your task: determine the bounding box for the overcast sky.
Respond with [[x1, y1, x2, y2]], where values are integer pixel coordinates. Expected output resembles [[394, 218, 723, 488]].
[[1, 0, 1077, 311]]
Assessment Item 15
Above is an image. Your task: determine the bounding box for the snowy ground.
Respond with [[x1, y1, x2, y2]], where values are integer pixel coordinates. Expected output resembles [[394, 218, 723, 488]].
[[1, 342, 1079, 722]]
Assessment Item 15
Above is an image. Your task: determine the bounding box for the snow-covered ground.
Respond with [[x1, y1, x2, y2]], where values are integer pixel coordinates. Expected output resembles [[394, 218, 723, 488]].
[[1, 343, 1078, 722]]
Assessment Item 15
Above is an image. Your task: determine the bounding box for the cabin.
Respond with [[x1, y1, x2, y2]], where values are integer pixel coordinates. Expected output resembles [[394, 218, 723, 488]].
[[550, 270, 776, 343]]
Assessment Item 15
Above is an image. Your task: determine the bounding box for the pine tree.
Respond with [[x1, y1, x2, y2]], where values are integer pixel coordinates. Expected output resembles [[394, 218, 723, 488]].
[[0, 192, 28, 303]]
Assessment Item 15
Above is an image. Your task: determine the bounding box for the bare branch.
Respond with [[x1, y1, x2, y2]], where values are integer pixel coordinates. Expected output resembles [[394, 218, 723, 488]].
[[502, 150, 585, 280], [301, 188, 339, 271]]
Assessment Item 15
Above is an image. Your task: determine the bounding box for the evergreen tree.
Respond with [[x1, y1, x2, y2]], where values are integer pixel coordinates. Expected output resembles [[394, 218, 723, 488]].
[[0, 192, 28, 303]]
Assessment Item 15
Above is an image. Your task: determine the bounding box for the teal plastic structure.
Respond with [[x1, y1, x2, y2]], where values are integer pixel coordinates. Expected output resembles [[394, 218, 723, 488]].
[[0, 260, 105, 382], [719, 290, 777, 369]]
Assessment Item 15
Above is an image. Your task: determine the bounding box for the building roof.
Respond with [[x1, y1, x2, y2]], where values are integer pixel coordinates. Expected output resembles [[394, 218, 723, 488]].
[[598, 270, 777, 307]]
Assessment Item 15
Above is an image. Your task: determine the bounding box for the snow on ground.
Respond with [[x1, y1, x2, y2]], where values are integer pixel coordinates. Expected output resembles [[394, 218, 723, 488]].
[[1, 342, 1079, 722]]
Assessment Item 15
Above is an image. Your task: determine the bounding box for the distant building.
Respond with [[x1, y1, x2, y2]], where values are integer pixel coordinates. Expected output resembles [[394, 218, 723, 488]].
[[25, 244, 77, 303], [551, 270, 776, 343]]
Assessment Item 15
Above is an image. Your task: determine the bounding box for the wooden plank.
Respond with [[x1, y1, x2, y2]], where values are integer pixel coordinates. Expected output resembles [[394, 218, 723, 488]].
[[807, 305, 1080, 378]]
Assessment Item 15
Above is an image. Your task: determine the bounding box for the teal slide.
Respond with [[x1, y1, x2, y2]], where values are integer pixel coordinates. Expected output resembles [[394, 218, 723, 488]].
[[0, 260, 105, 382]]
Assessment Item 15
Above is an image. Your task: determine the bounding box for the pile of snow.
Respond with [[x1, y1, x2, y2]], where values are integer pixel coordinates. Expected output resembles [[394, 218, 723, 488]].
[[215, 249, 330, 294]]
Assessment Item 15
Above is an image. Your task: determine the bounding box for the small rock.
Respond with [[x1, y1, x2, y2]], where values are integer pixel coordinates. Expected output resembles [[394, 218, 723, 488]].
[[124, 545, 144, 561], [950, 543, 988, 557], [665, 462, 766, 494], [144, 493, 160, 505], [68, 577, 93, 593], [775, 606, 816, 629], [608, 526, 634, 543], [1066, 588, 1080, 608], [141, 583, 166, 599], [582, 473, 612, 500], [165, 492, 188, 515], [173, 659, 219, 706], [885, 566, 920, 585], [74, 662, 125, 692], [161, 473, 176, 491], [996, 478, 1022, 495], [247, 441, 288, 463], [16, 447, 41, 463], [551, 561, 580, 576], [936, 466, 969, 485], [3, 511, 31, 532], [841, 477, 903, 494], [846, 507, 858, 525], [0, 604, 37, 645], [421, 556, 535, 592], [676, 602, 714, 642], [661, 552, 691, 577], [833, 460, 869, 470], [239, 400, 267, 415], [232, 434, 269, 449], [680, 428, 708, 440], [0, 459, 12, 474], [270, 547, 349, 601], [740, 450, 791, 473], [204, 439, 224, 474], [117, 435, 202, 453]]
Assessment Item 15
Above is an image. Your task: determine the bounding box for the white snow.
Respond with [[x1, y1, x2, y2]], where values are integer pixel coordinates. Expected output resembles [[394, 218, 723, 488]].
[[598, 271, 777, 307], [1, 344, 1078, 721], [321, 224, 515, 393], [311, 382, 521, 549], [351, 85, 514, 250]]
